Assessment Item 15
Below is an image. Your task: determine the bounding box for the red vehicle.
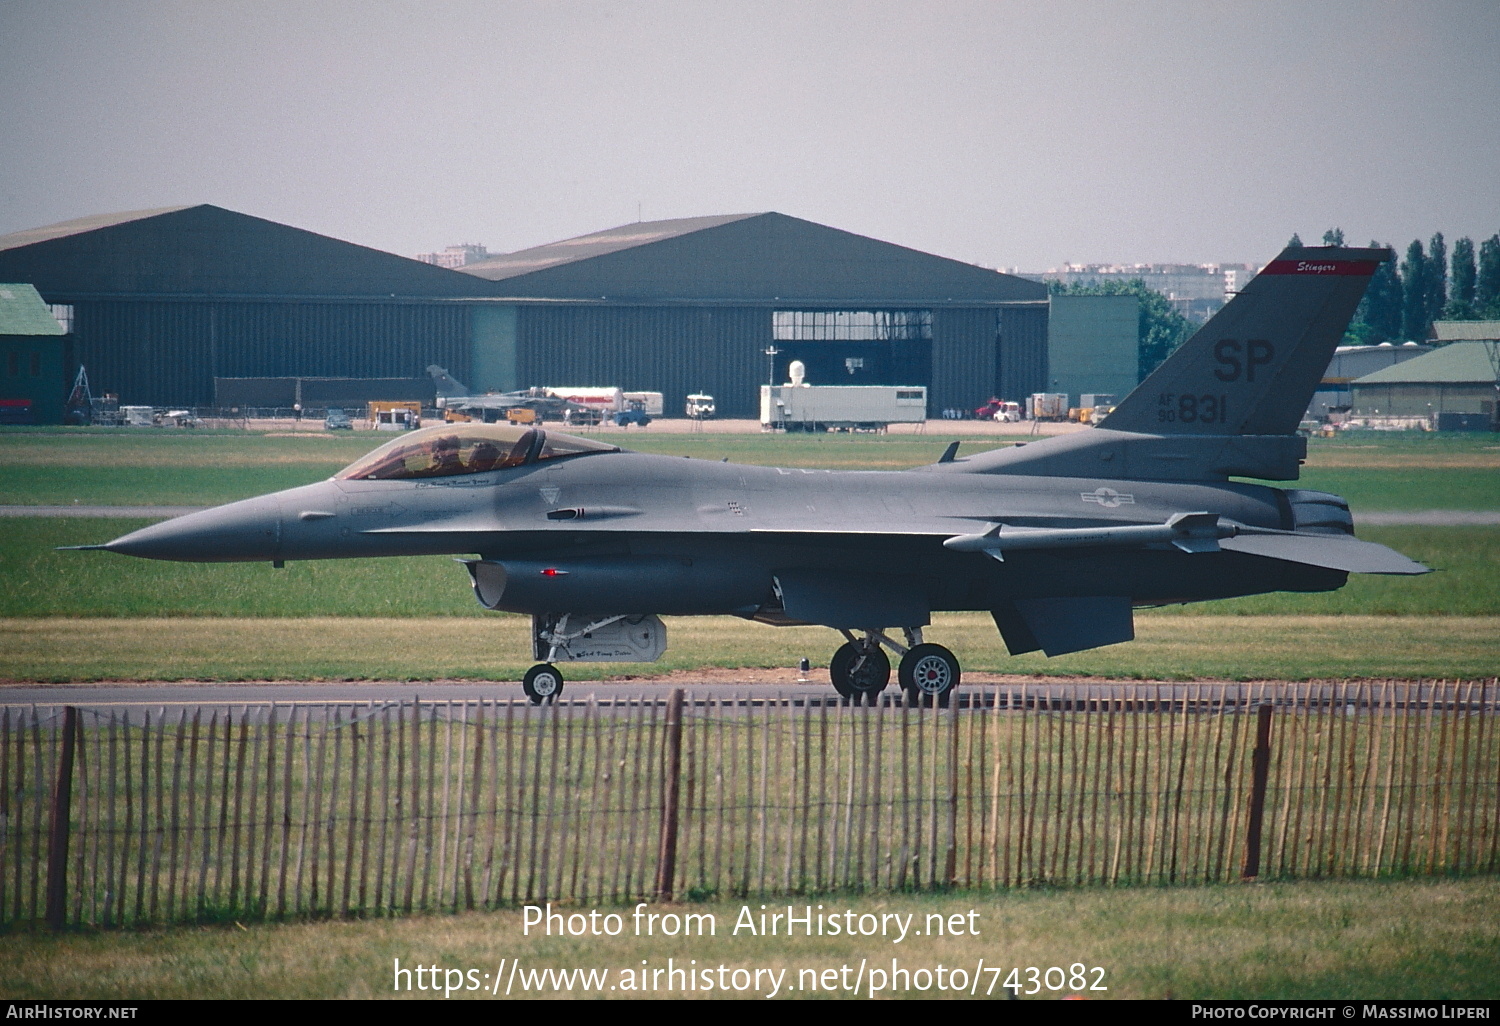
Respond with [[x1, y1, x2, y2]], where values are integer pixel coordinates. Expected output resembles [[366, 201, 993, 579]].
[[974, 398, 1023, 422]]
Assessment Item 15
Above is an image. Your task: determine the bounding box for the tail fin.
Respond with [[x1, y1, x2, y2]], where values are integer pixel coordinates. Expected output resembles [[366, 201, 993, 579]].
[[928, 245, 1391, 481], [1102, 245, 1387, 436], [426, 364, 470, 399]]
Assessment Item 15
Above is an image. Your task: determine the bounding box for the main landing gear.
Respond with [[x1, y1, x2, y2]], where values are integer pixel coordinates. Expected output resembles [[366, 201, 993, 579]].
[[829, 628, 960, 706]]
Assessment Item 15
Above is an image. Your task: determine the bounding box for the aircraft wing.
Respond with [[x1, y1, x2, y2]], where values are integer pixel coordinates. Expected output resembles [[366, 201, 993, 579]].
[[360, 504, 1429, 576]]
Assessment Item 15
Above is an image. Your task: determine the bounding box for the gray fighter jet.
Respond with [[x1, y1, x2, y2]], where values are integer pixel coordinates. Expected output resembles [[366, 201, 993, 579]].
[[85, 245, 1428, 703], [426, 365, 579, 423]]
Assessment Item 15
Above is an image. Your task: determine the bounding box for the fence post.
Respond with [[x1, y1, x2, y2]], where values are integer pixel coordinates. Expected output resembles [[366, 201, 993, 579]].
[[655, 689, 685, 901], [46, 706, 79, 930], [1241, 703, 1274, 881]]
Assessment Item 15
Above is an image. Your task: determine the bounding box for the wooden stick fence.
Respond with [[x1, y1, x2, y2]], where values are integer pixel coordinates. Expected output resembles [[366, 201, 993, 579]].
[[2, 681, 1495, 929]]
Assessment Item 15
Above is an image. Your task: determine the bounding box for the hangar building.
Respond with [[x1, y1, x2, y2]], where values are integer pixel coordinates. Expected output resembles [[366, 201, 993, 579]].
[[0, 206, 1049, 418], [456, 213, 1049, 418], [0, 205, 484, 409], [1351, 341, 1499, 426]]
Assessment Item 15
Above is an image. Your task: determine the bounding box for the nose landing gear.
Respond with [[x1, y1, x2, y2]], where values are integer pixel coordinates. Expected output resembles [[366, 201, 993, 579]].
[[522, 662, 563, 704], [828, 628, 960, 706]]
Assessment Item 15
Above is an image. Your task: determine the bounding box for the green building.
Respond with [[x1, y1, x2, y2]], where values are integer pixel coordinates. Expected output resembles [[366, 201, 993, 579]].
[[0, 283, 66, 424], [1045, 293, 1138, 407]]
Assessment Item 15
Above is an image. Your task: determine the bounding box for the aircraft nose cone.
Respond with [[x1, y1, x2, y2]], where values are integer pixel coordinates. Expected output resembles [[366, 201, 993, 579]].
[[104, 495, 282, 562]]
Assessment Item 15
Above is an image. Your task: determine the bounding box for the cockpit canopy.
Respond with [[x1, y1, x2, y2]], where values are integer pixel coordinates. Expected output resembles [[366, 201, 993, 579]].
[[334, 423, 620, 481]]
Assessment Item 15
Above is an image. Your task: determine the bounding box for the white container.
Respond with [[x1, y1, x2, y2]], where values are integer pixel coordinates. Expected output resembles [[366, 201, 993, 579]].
[[760, 385, 926, 430]]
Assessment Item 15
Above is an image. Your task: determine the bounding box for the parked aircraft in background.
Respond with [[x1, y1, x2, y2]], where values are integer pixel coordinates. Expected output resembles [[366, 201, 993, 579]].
[[426, 366, 578, 423], [81, 246, 1426, 704]]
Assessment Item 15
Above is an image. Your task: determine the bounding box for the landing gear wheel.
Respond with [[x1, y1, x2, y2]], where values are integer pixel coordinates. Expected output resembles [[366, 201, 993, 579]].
[[829, 642, 890, 704], [522, 663, 564, 704], [899, 644, 960, 707]]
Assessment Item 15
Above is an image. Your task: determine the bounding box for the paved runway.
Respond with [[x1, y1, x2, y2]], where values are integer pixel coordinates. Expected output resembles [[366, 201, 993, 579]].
[[4, 678, 1490, 715]]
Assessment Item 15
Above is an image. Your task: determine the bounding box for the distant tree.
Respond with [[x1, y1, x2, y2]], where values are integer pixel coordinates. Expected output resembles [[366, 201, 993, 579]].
[[1322, 228, 1346, 247], [1477, 234, 1500, 318], [1287, 232, 1304, 247], [1448, 237, 1477, 319], [1047, 278, 1195, 380], [1370, 244, 1404, 340], [1349, 243, 1403, 344], [1401, 239, 1429, 340], [1426, 232, 1448, 327]]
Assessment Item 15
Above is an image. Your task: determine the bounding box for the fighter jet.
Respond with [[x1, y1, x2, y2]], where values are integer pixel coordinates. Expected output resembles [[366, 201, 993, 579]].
[[426, 365, 578, 423], [84, 245, 1427, 704]]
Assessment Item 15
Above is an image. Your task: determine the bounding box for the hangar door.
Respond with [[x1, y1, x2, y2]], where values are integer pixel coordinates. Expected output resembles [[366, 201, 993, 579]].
[[770, 310, 931, 388]]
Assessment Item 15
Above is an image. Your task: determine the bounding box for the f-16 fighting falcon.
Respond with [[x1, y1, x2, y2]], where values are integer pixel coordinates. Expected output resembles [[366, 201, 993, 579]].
[[81, 245, 1428, 703]]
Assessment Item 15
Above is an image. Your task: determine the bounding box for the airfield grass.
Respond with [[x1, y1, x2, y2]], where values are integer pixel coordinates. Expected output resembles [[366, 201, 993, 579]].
[[4, 613, 1497, 682], [2, 878, 1496, 999], [2, 426, 1499, 509]]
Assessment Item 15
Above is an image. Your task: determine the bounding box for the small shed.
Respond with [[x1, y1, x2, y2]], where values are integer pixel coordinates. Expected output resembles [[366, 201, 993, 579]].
[[0, 284, 66, 424]]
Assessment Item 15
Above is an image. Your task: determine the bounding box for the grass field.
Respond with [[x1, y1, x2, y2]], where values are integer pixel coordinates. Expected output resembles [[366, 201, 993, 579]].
[[3, 879, 1496, 999], [2, 426, 1498, 508]]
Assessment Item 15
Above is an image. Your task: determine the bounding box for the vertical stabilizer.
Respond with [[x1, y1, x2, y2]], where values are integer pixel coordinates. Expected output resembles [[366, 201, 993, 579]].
[[1101, 246, 1387, 436], [426, 364, 470, 399]]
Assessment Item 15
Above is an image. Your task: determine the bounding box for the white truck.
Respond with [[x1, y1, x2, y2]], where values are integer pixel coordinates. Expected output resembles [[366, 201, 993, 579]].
[[621, 391, 664, 417], [546, 387, 665, 423], [760, 385, 927, 432]]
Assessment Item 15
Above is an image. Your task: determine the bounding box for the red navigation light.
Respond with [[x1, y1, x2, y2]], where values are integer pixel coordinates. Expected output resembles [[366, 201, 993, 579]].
[[540, 567, 568, 576]]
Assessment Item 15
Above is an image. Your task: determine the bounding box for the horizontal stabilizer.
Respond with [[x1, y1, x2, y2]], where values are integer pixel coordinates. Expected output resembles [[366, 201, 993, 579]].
[[1220, 533, 1430, 575], [992, 596, 1134, 657]]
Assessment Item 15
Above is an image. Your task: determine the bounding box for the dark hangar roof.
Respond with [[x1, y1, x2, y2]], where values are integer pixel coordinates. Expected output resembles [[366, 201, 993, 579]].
[[0, 206, 194, 253], [461, 212, 1046, 305], [0, 204, 489, 299]]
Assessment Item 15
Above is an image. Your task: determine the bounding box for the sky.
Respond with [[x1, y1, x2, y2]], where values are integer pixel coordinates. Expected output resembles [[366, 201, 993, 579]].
[[1, 0, 1497, 271]]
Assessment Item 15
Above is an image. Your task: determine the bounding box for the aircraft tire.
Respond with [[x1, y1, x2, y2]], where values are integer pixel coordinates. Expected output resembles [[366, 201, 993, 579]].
[[522, 663, 564, 704], [829, 642, 890, 704], [899, 644, 960, 707]]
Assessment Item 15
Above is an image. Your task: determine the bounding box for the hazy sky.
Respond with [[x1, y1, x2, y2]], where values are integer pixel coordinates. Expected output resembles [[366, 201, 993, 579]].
[[2, 0, 1496, 270]]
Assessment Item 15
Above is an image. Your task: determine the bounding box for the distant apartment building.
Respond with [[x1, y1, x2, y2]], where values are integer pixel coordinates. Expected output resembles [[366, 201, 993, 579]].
[[414, 243, 491, 269], [1027, 261, 1261, 323]]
